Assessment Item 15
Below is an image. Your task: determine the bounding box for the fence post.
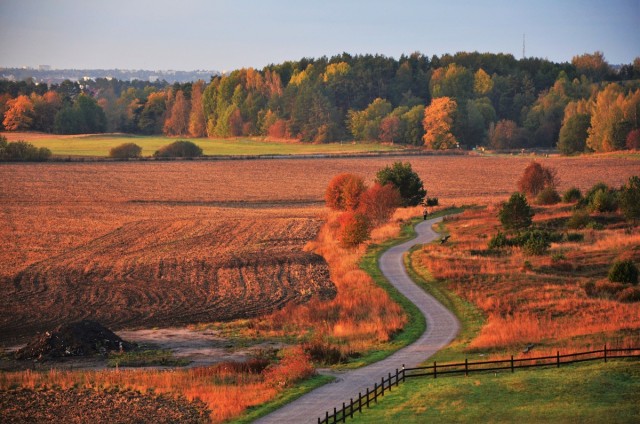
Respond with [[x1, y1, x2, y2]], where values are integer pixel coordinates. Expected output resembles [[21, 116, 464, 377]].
[[604, 344, 607, 363], [557, 351, 560, 368], [333, 407, 337, 424], [374, 383, 378, 404], [366, 387, 370, 408], [350, 398, 353, 419], [388, 372, 392, 391], [318, 417, 321, 424], [325, 410, 329, 424], [465, 358, 468, 376], [342, 402, 346, 423], [402, 364, 406, 382], [511, 355, 514, 373], [358, 392, 362, 414], [381, 377, 385, 396], [434, 361, 437, 379]]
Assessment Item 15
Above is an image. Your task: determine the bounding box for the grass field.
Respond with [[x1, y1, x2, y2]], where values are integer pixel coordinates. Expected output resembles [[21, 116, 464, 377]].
[[349, 360, 640, 423], [0, 132, 401, 157]]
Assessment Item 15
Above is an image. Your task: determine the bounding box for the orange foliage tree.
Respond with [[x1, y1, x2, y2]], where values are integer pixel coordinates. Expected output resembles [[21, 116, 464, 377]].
[[422, 97, 457, 149], [357, 183, 401, 225], [517, 161, 558, 197], [188, 80, 207, 137], [337, 211, 371, 248], [2, 95, 34, 131], [324, 173, 367, 211], [163, 90, 190, 136]]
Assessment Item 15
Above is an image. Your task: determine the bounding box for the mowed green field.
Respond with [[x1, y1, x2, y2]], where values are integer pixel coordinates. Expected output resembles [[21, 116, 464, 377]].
[[349, 361, 639, 424], [1, 132, 401, 157]]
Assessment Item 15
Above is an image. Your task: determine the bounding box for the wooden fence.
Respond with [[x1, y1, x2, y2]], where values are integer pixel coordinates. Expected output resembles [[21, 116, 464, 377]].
[[318, 346, 640, 424]]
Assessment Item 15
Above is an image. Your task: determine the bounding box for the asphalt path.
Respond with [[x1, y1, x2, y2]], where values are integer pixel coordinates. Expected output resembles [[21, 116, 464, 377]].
[[254, 216, 460, 423]]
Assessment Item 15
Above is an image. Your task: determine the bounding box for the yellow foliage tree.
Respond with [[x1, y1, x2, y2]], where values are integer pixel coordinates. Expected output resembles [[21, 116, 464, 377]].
[[422, 97, 458, 149]]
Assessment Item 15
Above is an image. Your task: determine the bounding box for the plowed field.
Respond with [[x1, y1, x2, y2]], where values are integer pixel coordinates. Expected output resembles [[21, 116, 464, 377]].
[[1, 155, 638, 346]]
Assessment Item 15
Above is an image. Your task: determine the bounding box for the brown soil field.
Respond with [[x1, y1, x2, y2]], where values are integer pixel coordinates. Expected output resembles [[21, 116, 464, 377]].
[[0, 387, 209, 423], [1, 155, 638, 347]]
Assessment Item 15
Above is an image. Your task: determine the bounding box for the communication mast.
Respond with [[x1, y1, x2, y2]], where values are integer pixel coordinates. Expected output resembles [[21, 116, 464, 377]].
[[522, 34, 526, 59]]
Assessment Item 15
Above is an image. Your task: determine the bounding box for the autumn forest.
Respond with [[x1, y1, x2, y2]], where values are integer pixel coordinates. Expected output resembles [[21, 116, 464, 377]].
[[2, 51, 640, 154]]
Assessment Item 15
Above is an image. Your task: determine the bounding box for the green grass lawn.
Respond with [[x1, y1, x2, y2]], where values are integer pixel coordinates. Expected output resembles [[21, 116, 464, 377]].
[[349, 360, 639, 423], [13, 133, 401, 157]]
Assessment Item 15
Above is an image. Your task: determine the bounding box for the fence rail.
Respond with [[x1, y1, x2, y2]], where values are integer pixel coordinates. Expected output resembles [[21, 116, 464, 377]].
[[318, 346, 640, 424]]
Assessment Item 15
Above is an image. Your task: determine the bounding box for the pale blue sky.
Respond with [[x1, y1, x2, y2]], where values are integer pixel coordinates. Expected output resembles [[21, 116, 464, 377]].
[[0, 0, 638, 71]]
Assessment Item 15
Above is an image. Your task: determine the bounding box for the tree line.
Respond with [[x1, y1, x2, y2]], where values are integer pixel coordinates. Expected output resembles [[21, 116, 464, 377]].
[[1, 51, 639, 153]]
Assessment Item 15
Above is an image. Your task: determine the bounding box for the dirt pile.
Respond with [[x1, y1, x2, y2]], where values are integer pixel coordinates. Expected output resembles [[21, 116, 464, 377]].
[[15, 320, 134, 360]]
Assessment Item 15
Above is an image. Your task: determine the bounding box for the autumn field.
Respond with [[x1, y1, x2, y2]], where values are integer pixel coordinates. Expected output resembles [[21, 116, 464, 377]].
[[0, 132, 400, 157], [1, 153, 639, 422]]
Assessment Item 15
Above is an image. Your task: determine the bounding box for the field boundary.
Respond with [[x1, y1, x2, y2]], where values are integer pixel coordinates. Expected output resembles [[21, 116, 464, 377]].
[[317, 346, 640, 423], [11, 149, 465, 162]]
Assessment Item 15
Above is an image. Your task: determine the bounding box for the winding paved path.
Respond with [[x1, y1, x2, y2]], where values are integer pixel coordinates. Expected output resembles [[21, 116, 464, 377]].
[[255, 216, 460, 423]]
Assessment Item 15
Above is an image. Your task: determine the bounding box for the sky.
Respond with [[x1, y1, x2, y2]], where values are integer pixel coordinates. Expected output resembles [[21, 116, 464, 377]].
[[0, 0, 638, 71]]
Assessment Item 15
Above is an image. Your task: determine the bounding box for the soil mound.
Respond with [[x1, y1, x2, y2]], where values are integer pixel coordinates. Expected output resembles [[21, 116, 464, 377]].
[[15, 320, 134, 360]]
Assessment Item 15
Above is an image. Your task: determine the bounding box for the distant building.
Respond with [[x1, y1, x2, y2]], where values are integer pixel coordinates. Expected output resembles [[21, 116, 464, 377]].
[[38, 65, 51, 71]]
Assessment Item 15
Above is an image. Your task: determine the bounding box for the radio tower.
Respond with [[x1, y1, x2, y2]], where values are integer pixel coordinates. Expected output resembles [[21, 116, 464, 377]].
[[522, 34, 526, 59]]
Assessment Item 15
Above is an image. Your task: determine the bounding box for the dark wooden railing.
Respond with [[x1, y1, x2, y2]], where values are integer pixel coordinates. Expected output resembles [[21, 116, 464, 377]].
[[318, 346, 640, 424]]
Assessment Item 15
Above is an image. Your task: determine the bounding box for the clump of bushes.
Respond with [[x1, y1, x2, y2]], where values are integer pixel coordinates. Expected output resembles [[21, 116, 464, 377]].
[[488, 229, 559, 256], [0, 136, 51, 161], [562, 187, 582, 203], [535, 186, 561, 205], [109, 142, 142, 159], [608, 259, 638, 285], [584, 260, 639, 303], [567, 209, 592, 229], [153, 140, 203, 158]]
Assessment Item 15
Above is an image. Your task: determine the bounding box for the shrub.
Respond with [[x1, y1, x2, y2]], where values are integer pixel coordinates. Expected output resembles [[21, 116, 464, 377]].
[[498, 193, 534, 230], [325, 173, 367, 211], [0, 136, 51, 162], [375, 161, 426, 207], [153, 140, 203, 158], [567, 209, 591, 229], [488, 232, 509, 249], [517, 161, 558, 197], [565, 233, 584, 243], [535, 186, 561, 205], [517, 229, 551, 256], [579, 182, 618, 212], [338, 211, 371, 247], [608, 260, 639, 285], [562, 187, 582, 203], [263, 346, 315, 388], [357, 183, 401, 225], [109, 142, 142, 159], [590, 188, 618, 213], [618, 176, 640, 222]]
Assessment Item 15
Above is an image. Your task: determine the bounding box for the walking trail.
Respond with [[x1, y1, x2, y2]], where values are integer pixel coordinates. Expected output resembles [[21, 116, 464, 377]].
[[255, 216, 460, 423]]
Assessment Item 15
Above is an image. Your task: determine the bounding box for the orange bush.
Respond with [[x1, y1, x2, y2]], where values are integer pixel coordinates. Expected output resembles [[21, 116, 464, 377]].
[[357, 183, 401, 225], [338, 211, 371, 247], [324, 173, 367, 211]]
